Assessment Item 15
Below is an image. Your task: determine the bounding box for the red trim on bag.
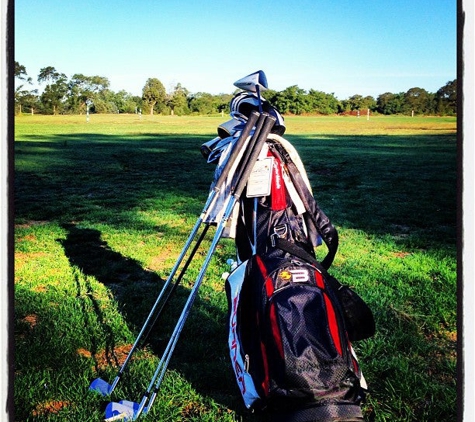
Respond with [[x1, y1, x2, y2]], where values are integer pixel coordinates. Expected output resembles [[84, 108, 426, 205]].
[[315, 270, 325, 289], [315, 271, 343, 356], [269, 152, 288, 211], [256, 256, 284, 360]]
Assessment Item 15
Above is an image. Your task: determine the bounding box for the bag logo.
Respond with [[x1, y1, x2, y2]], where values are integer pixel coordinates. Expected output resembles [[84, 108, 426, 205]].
[[290, 268, 310, 283], [278, 270, 292, 281], [278, 268, 310, 283]]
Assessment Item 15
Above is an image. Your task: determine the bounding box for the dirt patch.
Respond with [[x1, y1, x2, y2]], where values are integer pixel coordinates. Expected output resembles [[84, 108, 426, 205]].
[[181, 400, 208, 419], [77, 348, 92, 359], [393, 251, 411, 258], [32, 400, 71, 417], [93, 344, 133, 370], [21, 314, 38, 329], [16, 220, 49, 229]]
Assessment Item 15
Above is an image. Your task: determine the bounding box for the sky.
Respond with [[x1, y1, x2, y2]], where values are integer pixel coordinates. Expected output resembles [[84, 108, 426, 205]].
[[15, 0, 457, 100]]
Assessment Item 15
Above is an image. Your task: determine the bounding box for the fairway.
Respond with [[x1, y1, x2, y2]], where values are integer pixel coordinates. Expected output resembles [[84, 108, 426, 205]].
[[14, 114, 457, 421]]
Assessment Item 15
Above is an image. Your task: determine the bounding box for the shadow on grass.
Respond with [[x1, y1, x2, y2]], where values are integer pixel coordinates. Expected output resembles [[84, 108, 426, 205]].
[[58, 224, 162, 285], [15, 130, 457, 245], [56, 222, 253, 419]]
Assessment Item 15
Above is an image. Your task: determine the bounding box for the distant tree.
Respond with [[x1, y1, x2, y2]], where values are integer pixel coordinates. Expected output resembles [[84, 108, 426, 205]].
[[14, 61, 37, 114], [274, 85, 307, 115], [131, 95, 143, 113], [377, 92, 404, 115], [67, 74, 92, 113], [216, 93, 233, 115], [17, 89, 39, 115], [91, 76, 113, 113], [15, 62, 30, 82], [306, 89, 341, 114], [112, 90, 140, 114], [435, 79, 457, 115], [142, 78, 166, 115], [362, 96, 377, 111], [346, 94, 376, 111], [38, 66, 68, 114], [263, 88, 278, 105], [167, 83, 189, 115], [404, 87, 434, 115], [188, 92, 220, 114]]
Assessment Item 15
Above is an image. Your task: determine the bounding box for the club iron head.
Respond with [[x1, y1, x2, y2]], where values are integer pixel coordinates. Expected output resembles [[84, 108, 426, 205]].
[[105, 400, 139, 422], [234, 70, 268, 93], [89, 377, 114, 396]]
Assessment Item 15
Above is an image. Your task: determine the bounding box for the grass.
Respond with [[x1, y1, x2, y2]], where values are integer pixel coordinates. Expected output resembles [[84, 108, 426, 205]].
[[14, 113, 457, 421]]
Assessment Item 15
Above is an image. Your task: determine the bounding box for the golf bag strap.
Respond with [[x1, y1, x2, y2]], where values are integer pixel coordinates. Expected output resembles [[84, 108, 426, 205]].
[[269, 141, 338, 269]]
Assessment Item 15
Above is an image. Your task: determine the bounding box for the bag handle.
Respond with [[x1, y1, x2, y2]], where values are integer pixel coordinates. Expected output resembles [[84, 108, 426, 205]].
[[269, 141, 338, 270]]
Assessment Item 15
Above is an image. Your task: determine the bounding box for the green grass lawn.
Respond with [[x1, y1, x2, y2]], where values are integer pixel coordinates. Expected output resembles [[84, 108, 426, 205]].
[[14, 113, 458, 421]]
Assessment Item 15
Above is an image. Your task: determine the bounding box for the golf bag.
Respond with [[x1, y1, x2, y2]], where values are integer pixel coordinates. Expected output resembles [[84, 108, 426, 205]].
[[202, 76, 374, 421]]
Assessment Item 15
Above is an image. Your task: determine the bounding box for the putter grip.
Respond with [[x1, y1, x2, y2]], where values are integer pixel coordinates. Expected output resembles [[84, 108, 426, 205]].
[[233, 114, 276, 198], [213, 111, 260, 191]]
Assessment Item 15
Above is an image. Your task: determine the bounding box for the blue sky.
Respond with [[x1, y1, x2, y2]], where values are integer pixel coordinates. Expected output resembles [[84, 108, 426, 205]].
[[15, 0, 457, 99]]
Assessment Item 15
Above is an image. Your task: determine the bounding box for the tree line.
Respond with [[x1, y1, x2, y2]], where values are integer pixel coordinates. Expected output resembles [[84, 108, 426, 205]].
[[14, 62, 457, 117]]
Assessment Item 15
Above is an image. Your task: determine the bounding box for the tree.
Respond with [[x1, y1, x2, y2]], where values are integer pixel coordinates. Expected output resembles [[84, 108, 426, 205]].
[[188, 92, 220, 115], [435, 79, 457, 115], [273, 85, 308, 115], [167, 83, 189, 115], [346, 94, 376, 110], [16, 88, 39, 115], [377, 92, 403, 115], [67, 74, 111, 113], [216, 93, 233, 115], [38, 66, 68, 114], [15, 62, 30, 83], [306, 90, 340, 114], [112, 90, 141, 114], [14, 61, 36, 114], [404, 87, 434, 115], [142, 78, 166, 115]]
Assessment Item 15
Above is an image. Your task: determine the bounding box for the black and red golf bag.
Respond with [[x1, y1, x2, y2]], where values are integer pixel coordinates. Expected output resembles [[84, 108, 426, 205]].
[[203, 81, 374, 422]]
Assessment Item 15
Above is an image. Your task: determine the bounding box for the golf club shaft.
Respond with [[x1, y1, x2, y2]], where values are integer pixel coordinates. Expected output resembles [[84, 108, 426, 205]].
[[211, 110, 259, 193], [108, 214, 205, 386], [139, 190, 243, 419], [135, 114, 276, 418], [93, 112, 261, 394], [229, 112, 268, 195], [140, 224, 210, 345], [106, 113, 274, 419]]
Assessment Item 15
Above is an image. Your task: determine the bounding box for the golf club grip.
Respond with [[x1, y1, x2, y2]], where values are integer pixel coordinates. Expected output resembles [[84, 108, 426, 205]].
[[213, 111, 260, 191], [233, 114, 276, 198], [229, 112, 268, 194]]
